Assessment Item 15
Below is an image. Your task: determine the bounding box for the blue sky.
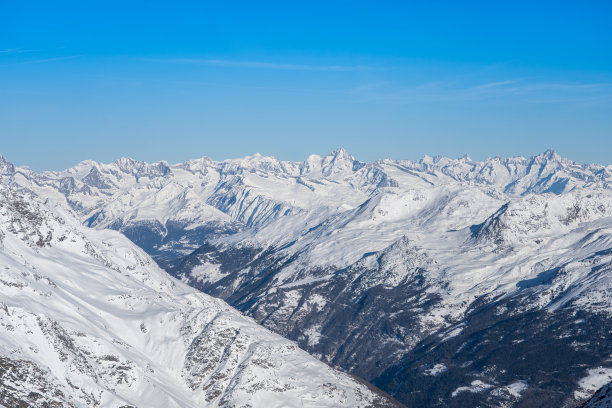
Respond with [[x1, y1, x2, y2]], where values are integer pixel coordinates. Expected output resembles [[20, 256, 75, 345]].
[[1, 1, 611, 170]]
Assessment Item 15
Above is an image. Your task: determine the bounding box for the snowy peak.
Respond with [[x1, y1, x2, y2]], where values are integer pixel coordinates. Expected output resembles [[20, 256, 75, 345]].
[[459, 154, 473, 162], [82, 166, 113, 189], [0, 154, 15, 175], [300, 153, 323, 174], [112, 157, 172, 179], [321, 147, 363, 176], [470, 191, 612, 248], [221, 152, 292, 177], [536, 148, 564, 163], [325, 147, 353, 160]]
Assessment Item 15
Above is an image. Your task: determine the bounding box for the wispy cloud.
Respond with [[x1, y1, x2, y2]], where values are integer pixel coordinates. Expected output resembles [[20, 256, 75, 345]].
[[347, 78, 612, 105], [0, 47, 40, 54], [473, 80, 518, 89], [0, 54, 85, 66], [142, 58, 372, 72]]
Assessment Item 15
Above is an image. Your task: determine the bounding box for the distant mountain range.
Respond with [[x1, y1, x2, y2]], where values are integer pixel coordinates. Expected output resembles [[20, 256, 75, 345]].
[[2, 149, 611, 407]]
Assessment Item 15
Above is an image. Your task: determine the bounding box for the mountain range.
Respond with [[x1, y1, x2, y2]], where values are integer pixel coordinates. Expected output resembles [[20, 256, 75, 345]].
[[2, 149, 612, 407]]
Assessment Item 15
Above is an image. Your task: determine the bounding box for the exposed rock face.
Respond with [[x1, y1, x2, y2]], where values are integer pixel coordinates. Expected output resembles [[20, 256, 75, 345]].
[[3, 149, 612, 407]]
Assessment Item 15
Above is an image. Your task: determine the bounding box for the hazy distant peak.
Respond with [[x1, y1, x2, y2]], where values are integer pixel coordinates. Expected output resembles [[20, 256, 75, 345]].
[[533, 148, 564, 162], [321, 147, 363, 175], [0, 154, 15, 175]]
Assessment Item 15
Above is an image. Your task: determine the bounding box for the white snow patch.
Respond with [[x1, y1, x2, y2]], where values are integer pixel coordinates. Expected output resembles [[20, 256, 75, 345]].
[[575, 367, 612, 400], [190, 262, 226, 284], [452, 380, 493, 397], [304, 326, 323, 347], [506, 380, 528, 397], [283, 290, 302, 309], [440, 325, 464, 342], [306, 293, 327, 311], [424, 363, 447, 376]]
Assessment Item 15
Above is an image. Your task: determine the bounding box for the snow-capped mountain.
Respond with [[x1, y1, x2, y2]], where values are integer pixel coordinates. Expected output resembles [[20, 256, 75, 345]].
[[0, 180, 397, 407], [3, 149, 612, 407]]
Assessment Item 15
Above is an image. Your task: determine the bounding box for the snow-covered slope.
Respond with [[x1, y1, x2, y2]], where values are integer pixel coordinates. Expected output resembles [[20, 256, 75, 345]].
[[3, 149, 612, 407], [0, 182, 397, 407]]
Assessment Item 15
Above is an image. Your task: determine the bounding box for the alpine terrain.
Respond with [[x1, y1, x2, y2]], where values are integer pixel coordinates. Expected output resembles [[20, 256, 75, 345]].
[[0, 172, 398, 407], [2, 148, 612, 407]]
